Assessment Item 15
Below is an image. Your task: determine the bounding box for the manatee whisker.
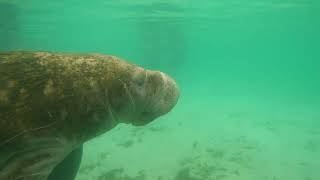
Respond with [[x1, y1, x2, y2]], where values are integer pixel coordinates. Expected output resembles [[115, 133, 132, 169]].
[[106, 102, 117, 126], [101, 90, 118, 125], [118, 79, 136, 111], [106, 101, 116, 122], [142, 92, 153, 113], [145, 95, 161, 114], [146, 72, 167, 112]]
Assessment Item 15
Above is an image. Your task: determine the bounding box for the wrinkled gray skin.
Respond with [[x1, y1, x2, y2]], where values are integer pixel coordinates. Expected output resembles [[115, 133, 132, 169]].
[[0, 52, 179, 180]]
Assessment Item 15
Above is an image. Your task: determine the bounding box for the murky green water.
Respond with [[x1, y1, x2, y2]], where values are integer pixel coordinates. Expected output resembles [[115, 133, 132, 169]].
[[1, 0, 319, 179]]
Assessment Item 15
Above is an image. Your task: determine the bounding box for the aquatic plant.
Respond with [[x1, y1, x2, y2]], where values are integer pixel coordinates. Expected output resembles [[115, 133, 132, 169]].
[[97, 168, 146, 180]]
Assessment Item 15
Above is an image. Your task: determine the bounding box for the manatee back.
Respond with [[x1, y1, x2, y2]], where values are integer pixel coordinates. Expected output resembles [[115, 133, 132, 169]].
[[0, 51, 120, 147], [0, 52, 54, 146]]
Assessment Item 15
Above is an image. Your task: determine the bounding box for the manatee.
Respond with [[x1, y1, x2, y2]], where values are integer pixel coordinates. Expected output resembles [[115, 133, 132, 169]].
[[0, 51, 179, 180]]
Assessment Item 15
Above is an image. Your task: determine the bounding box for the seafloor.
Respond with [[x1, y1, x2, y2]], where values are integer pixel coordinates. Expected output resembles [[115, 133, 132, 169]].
[[76, 92, 320, 180]]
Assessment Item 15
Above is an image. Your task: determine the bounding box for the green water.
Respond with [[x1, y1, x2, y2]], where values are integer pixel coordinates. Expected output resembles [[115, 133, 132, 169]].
[[1, 0, 319, 179]]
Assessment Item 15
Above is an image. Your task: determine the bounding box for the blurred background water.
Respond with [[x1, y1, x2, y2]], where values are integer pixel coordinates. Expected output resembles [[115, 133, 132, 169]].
[[1, 0, 319, 179]]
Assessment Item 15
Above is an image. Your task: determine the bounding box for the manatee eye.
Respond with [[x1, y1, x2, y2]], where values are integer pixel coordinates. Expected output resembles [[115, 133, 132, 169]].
[[136, 77, 144, 87], [141, 111, 151, 116], [134, 70, 146, 87]]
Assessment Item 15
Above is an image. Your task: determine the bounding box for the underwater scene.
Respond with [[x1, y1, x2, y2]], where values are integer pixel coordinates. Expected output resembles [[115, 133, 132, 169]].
[[0, 0, 319, 180]]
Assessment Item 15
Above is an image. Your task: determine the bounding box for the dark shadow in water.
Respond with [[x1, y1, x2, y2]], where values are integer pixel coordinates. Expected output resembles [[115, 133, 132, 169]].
[[0, 2, 19, 50], [137, 2, 186, 76]]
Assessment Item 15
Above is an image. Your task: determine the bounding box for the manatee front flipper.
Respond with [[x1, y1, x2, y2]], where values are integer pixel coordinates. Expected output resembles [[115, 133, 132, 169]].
[[48, 145, 83, 180], [0, 136, 73, 180]]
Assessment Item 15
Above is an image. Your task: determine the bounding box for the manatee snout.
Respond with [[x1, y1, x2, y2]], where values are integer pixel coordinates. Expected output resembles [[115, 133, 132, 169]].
[[123, 68, 180, 126], [148, 71, 179, 116], [138, 70, 179, 125]]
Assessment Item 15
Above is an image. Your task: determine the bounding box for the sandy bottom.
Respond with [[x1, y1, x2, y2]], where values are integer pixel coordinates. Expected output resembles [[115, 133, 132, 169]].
[[75, 92, 320, 180]]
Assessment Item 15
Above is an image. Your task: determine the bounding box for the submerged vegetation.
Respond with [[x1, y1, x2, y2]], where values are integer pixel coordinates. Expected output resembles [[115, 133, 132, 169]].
[[97, 169, 146, 180]]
